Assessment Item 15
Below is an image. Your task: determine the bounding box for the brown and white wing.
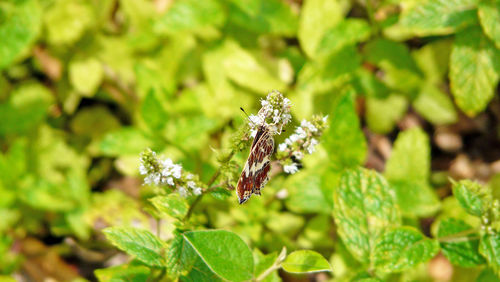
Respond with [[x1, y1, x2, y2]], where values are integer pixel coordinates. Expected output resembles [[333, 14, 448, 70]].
[[236, 128, 274, 204]]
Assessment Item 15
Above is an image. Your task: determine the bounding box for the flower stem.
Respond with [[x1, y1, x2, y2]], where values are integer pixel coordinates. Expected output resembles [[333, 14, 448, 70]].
[[184, 151, 235, 220]]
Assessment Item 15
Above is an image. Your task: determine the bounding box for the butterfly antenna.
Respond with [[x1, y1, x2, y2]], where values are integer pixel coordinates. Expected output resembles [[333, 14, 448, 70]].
[[240, 107, 257, 127]]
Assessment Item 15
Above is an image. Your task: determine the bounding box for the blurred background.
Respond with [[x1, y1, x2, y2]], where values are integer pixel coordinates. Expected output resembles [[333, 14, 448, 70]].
[[1, 0, 500, 281]]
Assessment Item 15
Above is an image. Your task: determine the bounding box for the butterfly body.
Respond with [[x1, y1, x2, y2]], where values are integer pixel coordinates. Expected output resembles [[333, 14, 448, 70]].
[[236, 125, 274, 204]]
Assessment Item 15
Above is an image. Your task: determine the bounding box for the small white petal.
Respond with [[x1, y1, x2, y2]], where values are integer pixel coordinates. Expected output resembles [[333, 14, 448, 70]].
[[278, 143, 288, 152], [283, 163, 299, 174], [293, 151, 304, 160], [178, 186, 188, 198], [139, 164, 148, 175], [296, 127, 307, 138], [193, 187, 202, 195], [172, 164, 182, 179], [166, 177, 174, 186]]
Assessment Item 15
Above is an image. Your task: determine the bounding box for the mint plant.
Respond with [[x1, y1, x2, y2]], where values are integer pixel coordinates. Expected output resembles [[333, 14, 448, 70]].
[[100, 92, 332, 280], [2, 0, 500, 280]]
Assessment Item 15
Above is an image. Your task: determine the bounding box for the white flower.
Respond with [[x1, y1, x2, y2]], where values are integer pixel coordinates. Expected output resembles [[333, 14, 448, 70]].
[[282, 113, 292, 125], [282, 98, 291, 109], [139, 163, 148, 175], [295, 127, 307, 139], [192, 187, 202, 195], [301, 119, 317, 132], [145, 172, 161, 185], [178, 186, 188, 198], [322, 115, 328, 123], [187, 181, 196, 189], [250, 128, 258, 138], [172, 164, 182, 179], [186, 173, 193, 180], [293, 151, 304, 160], [249, 114, 263, 127], [161, 158, 182, 179], [166, 177, 174, 186], [278, 143, 288, 152], [307, 138, 319, 154], [289, 134, 300, 143], [276, 188, 289, 199], [283, 163, 299, 174]]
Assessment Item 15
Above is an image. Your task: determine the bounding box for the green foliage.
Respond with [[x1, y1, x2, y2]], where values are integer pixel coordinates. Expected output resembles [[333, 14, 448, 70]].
[[3, 0, 500, 280], [372, 227, 440, 272], [323, 88, 367, 169], [281, 250, 332, 273], [0, 0, 41, 69], [438, 218, 485, 267], [103, 227, 166, 267], [452, 179, 491, 217], [333, 167, 400, 264], [450, 26, 500, 116], [385, 128, 440, 217], [183, 230, 254, 281]]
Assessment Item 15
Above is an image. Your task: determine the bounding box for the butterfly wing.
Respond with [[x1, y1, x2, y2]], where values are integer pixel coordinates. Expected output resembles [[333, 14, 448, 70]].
[[236, 126, 274, 204]]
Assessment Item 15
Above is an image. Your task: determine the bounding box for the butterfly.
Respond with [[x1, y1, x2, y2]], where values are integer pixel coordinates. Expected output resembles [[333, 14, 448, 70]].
[[236, 123, 274, 204]]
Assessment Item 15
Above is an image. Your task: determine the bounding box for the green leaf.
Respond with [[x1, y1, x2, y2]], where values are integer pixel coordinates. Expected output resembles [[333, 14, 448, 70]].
[[226, 0, 298, 36], [386, 128, 429, 182], [95, 263, 150, 282], [44, 0, 94, 45], [398, 0, 478, 36], [297, 45, 360, 95], [373, 227, 439, 272], [254, 249, 278, 278], [99, 127, 154, 156], [154, 0, 225, 34], [181, 256, 223, 282], [437, 218, 485, 267], [166, 234, 197, 278], [141, 90, 169, 132], [0, 82, 54, 136], [183, 230, 254, 281], [412, 39, 452, 84], [366, 94, 408, 134], [298, 0, 344, 58], [150, 194, 189, 220], [0, 0, 41, 69], [363, 39, 422, 95], [479, 233, 500, 275], [333, 167, 401, 264], [285, 172, 331, 214], [450, 26, 500, 116], [413, 83, 458, 125], [209, 187, 232, 200], [69, 106, 121, 139], [323, 88, 367, 169], [479, 0, 500, 48], [282, 250, 331, 273], [452, 179, 492, 217], [69, 57, 103, 97], [103, 227, 165, 267], [317, 19, 371, 57], [385, 128, 440, 216], [221, 40, 287, 94], [477, 268, 500, 282], [352, 68, 390, 99]]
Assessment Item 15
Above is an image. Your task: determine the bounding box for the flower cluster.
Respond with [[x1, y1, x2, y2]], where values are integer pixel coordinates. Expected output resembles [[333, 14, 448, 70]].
[[277, 115, 329, 174], [139, 149, 203, 197], [248, 90, 292, 137]]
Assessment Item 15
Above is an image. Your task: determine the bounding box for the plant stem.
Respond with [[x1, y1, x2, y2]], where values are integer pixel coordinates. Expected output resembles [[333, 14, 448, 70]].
[[255, 264, 281, 281], [184, 151, 235, 220]]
